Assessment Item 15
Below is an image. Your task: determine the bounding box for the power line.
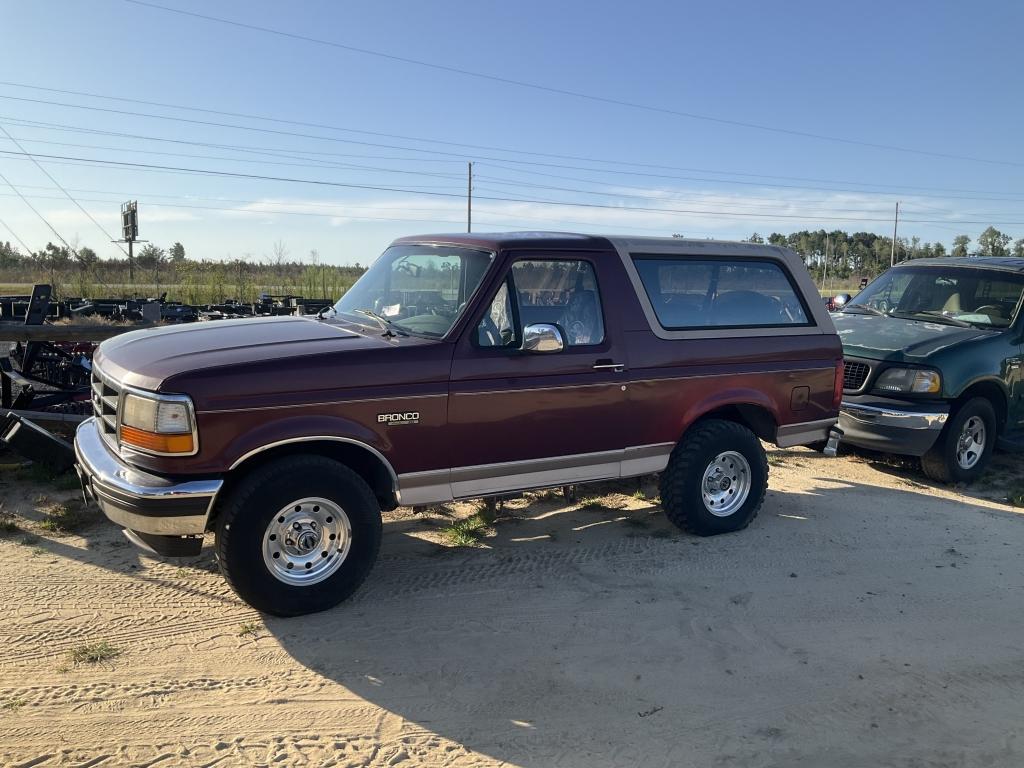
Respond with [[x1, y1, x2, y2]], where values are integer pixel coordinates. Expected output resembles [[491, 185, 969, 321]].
[[0, 114, 467, 166], [471, 177, 961, 217], [2, 190, 687, 234], [0, 184, 679, 232], [6, 96, 1024, 205], [4, 147, 1023, 227], [122, 0, 1024, 169], [0, 213, 34, 253], [0, 133, 466, 183], [4, 132, 985, 218], [0, 167, 77, 253], [5, 83, 1024, 198], [0, 123, 129, 258]]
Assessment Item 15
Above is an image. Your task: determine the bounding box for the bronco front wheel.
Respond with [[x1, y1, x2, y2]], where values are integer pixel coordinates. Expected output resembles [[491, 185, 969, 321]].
[[215, 455, 382, 616]]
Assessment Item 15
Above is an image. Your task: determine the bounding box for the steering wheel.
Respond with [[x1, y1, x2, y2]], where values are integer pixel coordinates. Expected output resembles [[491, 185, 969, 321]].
[[974, 304, 1004, 317], [479, 315, 501, 346]]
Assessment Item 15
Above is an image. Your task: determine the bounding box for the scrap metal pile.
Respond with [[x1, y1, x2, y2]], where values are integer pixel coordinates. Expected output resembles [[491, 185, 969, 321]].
[[1, 284, 334, 416], [1, 291, 334, 324]]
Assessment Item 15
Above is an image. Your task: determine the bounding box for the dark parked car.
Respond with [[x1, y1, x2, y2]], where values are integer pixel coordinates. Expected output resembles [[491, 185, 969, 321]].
[[75, 233, 842, 615], [835, 257, 1024, 482]]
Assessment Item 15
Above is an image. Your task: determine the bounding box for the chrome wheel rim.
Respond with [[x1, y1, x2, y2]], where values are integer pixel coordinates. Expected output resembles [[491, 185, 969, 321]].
[[955, 416, 986, 470], [701, 451, 751, 517], [261, 497, 351, 586]]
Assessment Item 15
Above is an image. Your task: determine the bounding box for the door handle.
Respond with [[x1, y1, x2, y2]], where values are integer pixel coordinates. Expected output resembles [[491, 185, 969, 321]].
[[593, 360, 626, 372]]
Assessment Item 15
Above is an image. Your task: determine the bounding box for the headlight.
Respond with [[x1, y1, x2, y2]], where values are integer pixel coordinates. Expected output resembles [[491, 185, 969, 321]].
[[874, 368, 941, 395], [119, 392, 197, 455]]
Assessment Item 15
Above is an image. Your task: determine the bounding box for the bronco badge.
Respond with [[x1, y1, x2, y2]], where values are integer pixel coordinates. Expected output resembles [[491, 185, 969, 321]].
[[377, 411, 420, 425]]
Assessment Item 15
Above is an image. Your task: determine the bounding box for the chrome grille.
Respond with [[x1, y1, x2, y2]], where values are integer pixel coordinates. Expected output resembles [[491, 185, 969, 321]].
[[843, 361, 871, 391], [91, 367, 121, 446]]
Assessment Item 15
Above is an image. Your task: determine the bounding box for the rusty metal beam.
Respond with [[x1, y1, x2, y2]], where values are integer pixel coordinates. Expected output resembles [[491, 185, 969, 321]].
[[0, 323, 153, 343]]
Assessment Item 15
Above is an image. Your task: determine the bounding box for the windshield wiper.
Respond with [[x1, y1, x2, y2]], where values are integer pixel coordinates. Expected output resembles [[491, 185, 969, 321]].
[[350, 308, 404, 337], [842, 304, 887, 316], [891, 310, 973, 328]]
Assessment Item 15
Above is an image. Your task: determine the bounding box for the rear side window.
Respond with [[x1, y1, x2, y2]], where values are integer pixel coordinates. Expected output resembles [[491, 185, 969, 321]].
[[632, 256, 811, 329]]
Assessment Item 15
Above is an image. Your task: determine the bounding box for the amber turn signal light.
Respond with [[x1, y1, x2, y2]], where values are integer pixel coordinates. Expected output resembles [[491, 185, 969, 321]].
[[120, 425, 195, 455]]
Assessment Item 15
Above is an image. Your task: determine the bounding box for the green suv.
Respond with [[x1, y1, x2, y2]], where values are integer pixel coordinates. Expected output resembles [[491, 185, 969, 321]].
[[834, 257, 1024, 482]]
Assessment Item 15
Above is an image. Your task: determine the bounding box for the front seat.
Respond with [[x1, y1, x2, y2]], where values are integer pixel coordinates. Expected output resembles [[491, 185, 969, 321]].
[[941, 293, 961, 314], [559, 289, 603, 345]]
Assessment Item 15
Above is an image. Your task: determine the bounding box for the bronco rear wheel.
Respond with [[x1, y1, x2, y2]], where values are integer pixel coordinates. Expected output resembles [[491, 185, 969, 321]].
[[216, 454, 382, 616], [660, 419, 768, 536]]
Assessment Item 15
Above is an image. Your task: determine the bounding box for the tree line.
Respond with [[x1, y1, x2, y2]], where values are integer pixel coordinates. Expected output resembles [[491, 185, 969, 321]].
[[1, 225, 1022, 302], [0, 239, 364, 304], [749, 226, 1023, 282]]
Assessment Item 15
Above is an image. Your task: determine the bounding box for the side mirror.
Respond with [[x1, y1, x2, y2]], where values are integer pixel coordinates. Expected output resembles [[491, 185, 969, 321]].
[[522, 323, 564, 353], [833, 293, 851, 308]]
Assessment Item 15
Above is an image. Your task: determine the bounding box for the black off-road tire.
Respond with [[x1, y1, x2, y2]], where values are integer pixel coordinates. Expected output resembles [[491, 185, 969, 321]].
[[215, 454, 382, 616], [659, 419, 769, 536], [921, 397, 996, 484]]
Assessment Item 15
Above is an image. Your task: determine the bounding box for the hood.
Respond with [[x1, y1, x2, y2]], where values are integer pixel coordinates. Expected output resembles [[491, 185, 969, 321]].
[[95, 316, 393, 391], [832, 311, 997, 363]]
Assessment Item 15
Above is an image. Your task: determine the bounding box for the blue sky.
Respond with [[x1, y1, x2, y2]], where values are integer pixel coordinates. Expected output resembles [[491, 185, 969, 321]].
[[1, 0, 1022, 265]]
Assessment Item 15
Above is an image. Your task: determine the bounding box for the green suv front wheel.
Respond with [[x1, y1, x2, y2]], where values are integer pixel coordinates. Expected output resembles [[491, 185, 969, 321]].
[[921, 397, 996, 484]]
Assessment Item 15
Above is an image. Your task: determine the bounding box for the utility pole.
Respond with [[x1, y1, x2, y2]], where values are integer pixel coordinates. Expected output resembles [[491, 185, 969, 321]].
[[115, 201, 145, 287], [890, 201, 900, 267], [821, 232, 830, 292], [467, 161, 473, 233]]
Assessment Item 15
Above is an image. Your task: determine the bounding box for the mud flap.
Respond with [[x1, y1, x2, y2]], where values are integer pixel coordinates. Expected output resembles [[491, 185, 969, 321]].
[[823, 427, 844, 458]]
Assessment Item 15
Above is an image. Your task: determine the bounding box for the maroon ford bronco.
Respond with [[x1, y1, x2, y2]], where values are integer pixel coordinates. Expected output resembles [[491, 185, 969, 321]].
[[75, 233, 843, 615]]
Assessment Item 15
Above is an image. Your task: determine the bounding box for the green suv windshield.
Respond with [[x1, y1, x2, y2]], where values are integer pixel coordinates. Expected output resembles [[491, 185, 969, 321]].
[[333, 244, 494, 337], [844, 266, 1024, 329]]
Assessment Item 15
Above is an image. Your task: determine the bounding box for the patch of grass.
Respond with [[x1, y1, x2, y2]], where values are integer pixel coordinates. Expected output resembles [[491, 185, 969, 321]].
[[631, 488, 647, 500], [578, 496, 622, 511], [6, 462, 79, 490], [442, 513, 492, 547], [0, 511, 20, 536], [1009, 486, 1024, 507], [767, 453, 787, 466], [67, 641, 121, 666], [237, 622, 261, 637], [50, 473, 82, 491], [1, 697, 26, 712], [532, 488, 563, 502], [422, 503, 456, 517], [38, 500, 89, 533]]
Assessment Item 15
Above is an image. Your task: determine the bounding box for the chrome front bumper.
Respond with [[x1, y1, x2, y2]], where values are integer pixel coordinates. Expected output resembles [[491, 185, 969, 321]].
[[839, 399, 949, 457], [840, 401, 948, 430], [74, 417, 222, 538]]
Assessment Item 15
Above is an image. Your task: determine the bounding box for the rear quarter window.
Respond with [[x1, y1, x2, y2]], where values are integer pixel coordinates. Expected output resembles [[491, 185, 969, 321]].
[[632, 256, 812, 330]]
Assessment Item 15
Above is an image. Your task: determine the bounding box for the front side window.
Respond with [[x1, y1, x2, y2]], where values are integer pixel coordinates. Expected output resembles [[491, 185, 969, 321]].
[[477, 259, 605, 347], [334, 244, 493, 337], [632, 256, 810, 329], [846, 266, 1024, 328]]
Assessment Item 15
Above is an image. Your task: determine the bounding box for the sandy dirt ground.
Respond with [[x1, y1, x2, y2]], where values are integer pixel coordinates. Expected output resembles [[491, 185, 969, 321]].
[[1, 446, 1023, 768]]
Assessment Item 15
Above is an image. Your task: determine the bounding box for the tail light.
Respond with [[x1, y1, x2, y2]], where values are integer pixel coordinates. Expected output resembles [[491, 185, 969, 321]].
[[832, 358, 844, 410]]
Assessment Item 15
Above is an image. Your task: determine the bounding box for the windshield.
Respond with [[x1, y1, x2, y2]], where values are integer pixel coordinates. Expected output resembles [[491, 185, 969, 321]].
[[845, 266, 1024, 328], [333, 244, 494, 337]]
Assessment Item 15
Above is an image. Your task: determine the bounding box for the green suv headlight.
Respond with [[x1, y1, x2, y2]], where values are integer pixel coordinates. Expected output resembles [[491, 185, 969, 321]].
[[874, 368, 942, 394]]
